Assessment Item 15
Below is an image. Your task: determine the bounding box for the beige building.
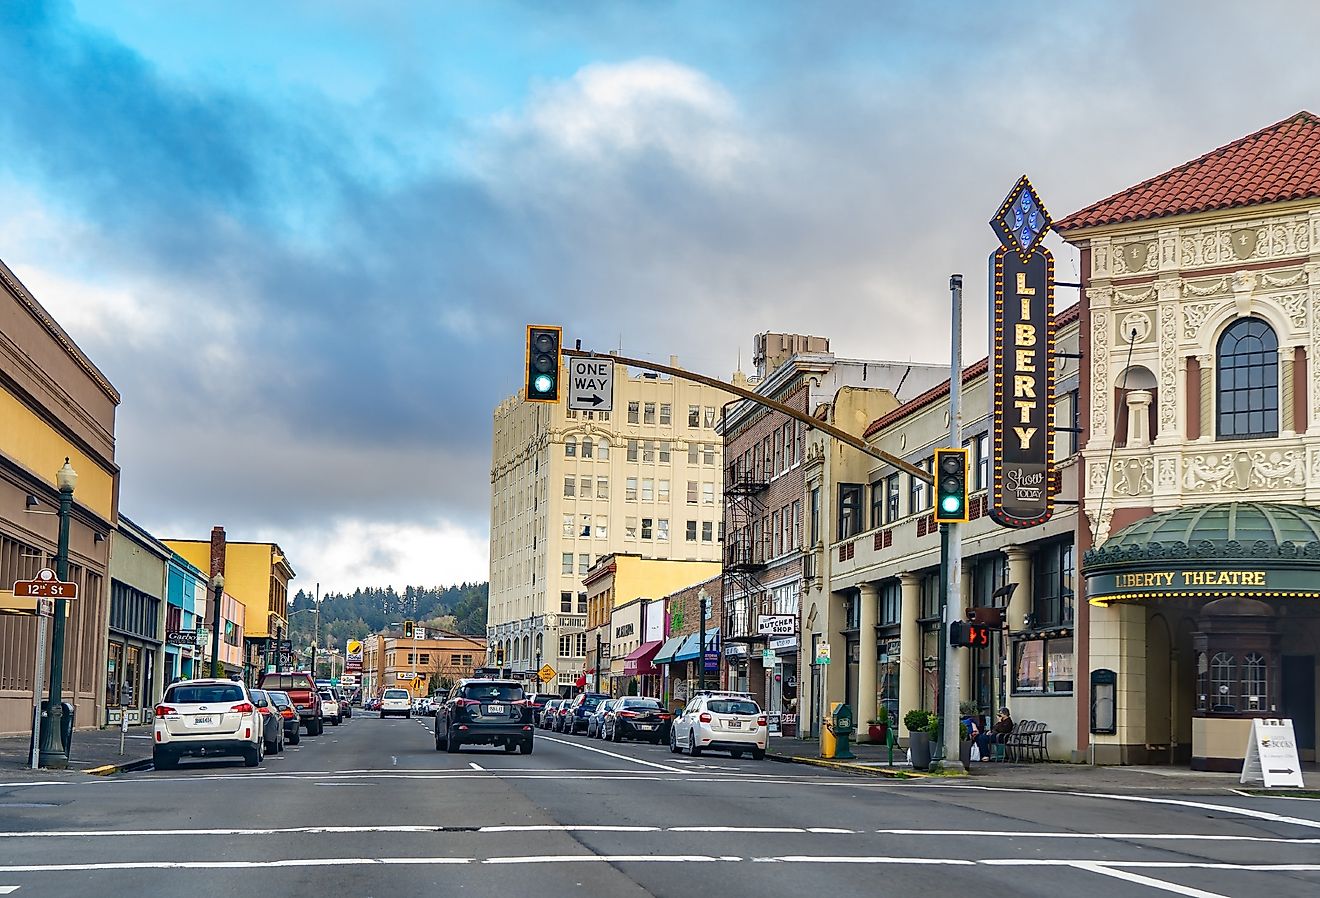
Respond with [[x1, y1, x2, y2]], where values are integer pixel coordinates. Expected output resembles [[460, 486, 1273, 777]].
[[488, 359, 732, 692], [362, 631, 489, 698], [1058, 111, 1320, 768]]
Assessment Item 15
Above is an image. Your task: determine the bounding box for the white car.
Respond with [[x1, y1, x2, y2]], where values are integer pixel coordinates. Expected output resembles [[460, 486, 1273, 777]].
[[153, 678, 265, 770], [319, 690, 342, 725], [380, 688, 412, 718], [669, 692, 767, 760]]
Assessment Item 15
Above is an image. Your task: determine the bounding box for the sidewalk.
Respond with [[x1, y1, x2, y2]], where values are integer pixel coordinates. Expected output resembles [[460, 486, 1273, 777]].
[[0, 726, 154, 779], [765, 734, 1317, 793]]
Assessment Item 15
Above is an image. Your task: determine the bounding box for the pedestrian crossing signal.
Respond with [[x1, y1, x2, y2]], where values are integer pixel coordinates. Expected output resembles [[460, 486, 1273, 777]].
[[525, 325, 562, 403], [934, 447, 969, 524], [949, 621, 991, 648]]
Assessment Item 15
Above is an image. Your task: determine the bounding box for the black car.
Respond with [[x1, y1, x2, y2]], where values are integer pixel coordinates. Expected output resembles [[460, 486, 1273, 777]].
[[564, 692, 610, 734], [526, 692, 559, 726], [435, 679, 534, 754], [603, 696, 672, 743], [266, 690, 301, 745]]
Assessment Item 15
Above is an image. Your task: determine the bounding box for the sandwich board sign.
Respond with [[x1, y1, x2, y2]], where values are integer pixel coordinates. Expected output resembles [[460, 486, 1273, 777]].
[[1240, 718, 1304, 788], [567, 357, 614, 412]]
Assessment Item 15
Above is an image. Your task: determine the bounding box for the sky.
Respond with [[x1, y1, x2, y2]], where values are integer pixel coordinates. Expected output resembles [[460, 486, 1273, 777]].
[[1, 0, 1317, 593]]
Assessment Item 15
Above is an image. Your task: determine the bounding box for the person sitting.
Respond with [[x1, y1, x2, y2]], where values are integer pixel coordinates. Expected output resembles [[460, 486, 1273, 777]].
[[977, 707, 1014, 760]]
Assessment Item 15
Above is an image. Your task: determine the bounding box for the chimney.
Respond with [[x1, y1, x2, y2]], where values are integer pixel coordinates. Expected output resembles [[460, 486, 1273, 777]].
[[209, 526, 227, 579]]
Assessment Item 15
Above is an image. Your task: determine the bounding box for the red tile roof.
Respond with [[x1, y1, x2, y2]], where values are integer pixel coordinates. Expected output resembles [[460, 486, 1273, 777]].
[[862, 303, 1079, 440], [1056, 111, 1320, 232]]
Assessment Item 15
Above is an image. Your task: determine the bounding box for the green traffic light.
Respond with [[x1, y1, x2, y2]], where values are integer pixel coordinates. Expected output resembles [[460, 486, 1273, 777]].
[[941, 495, 963, 514], [533, 373, 554, 394]]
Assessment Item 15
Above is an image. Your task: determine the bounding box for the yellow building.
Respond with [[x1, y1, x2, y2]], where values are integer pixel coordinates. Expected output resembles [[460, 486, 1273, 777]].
[[0, 257, 120, 736], [165, 527, 295, 681]]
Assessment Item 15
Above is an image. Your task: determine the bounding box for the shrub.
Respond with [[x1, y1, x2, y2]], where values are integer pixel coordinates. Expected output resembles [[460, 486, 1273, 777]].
[[903, 709, 930, 733]]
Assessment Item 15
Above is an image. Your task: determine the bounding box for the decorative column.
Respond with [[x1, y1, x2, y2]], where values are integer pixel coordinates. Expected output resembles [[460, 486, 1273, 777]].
[[898, 573, 922, 730], [1125, 390, 1153, 448], [857, 582, 879, 725], [1155, 278, 1181, 444], [1281, 346, 1296, 436], [1004, 546, 1033, 634], [1197, 353, 1214, 440]]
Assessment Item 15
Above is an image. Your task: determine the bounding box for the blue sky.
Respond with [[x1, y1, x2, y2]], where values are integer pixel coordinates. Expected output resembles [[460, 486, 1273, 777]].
[[2, 0, 1317, 591]]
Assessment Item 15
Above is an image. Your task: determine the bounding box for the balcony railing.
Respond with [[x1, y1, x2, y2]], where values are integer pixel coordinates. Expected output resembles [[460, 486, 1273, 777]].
[[724, 463, 771, 495], [725, 542, 767, 572]]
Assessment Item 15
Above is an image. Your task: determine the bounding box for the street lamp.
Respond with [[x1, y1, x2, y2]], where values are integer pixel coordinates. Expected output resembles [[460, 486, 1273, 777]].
[[38, 458, 77, 768], [210, 572, 225, 677]]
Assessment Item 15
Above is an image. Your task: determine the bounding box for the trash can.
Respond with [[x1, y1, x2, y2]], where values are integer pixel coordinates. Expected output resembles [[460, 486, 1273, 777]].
[[60, 701, 75, 756], [821, 702, 855, 760]]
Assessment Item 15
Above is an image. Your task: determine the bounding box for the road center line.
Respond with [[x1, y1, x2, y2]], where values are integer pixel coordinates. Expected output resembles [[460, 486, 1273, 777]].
[[536, 735, 687, 773]]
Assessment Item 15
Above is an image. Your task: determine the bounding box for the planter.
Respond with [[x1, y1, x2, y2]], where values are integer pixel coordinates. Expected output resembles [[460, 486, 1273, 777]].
[[958, 739, 974, 771], [867, 724, 888, 744], [908, 731, 931, 770]]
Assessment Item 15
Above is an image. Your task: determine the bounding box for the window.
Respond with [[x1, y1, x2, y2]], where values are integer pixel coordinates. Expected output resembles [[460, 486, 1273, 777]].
[[594, 516, 608, 539], [658, 519, 669, 541], [580, 476, 592, 498], [598, 441, 609, 460], [1217, 317, 1279, 439], [809, 487, 821, 544], [626, 517, 638, 539], [628, 401, 640, 424], [596, 479, 609, 499], [772, 510, 782, 557], [1210, 652, 1236, 709], [578, 592, 588, 613], [627, 440, 639, 462], [579, 513, 591, 537], [563, 477, 575, 498], [880, 580, 901, 625], [643, 441, 655, 463], [643, 402, 656, 424], [559, 634, 573, 656], [792, 500, 802, 549], [658, 479, 670, 501], [910, 460, 929, 513], [689, 405, 700, 427], [920, 571, 941, 619], [702, 483, 715, 505], [565, 438, 576, 457], [576, 632, 588, 656], [702, 521, 714, 542], [885, 473, 901, 523], [578, 554, 589, 575], [1014, 636, 1074, 694], [581, 438, 593, 459], [641, 518, 654, 539], [1244, 652, 1268, 710], [976, 432, 990, 490], [704, 406, 716, 428], [1032, 540, 1075, 627], [686, 520, 698, 542], [659, 403, 672, 425], [561, 554, 573, 575], [626, 477, 638, 500], [703, 443, 716, 465], [642, 479, 654, 501], [687, 481, 698, 504], [688, 443, 698, 464], [659, 441, 671, 463], [870, 482, 885, 529], [837, 483, 863, 539]]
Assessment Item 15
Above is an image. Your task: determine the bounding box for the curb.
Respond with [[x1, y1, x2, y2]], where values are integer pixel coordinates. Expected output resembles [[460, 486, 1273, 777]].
[[766, 753, 928, 779], [83, 757, 154, 776]]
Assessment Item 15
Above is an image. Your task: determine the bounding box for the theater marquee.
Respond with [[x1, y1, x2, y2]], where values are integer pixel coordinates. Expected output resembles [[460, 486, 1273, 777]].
[[989, 176, 1056, 529]]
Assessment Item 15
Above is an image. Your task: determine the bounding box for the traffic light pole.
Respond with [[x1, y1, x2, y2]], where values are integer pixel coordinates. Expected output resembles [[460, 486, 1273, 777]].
[[941, 274, 965, 765]]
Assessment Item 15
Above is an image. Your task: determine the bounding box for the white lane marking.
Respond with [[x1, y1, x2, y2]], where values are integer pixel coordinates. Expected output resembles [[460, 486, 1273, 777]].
[[755, 856, 973, 865], [484, 855, 737, 865], [537, 735, 687, 773], [313, 783, 370, 787], [921, 785, 1320, 831], [671, 826, 828, 834], [479, 825, 658, 833], [1074, 863, 1231, 898], [468, 763, 484, 771], [0, 887, 18, 894], [391, 757, 398, 767]]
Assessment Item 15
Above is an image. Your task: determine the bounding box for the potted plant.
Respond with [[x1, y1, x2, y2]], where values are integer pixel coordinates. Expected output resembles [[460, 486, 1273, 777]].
[[867, 707, 890, 744], [904, 709, 932, 770]]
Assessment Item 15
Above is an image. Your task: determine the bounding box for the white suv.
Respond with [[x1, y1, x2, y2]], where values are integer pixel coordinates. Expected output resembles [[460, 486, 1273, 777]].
[[153, 678, 264, 770], [380, 688, 412, 718], [669, 692, 767, 760]]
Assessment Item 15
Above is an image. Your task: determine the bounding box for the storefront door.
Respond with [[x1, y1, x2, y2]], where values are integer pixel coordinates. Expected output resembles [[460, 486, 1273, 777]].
[[1282, 655, 1316, 758]]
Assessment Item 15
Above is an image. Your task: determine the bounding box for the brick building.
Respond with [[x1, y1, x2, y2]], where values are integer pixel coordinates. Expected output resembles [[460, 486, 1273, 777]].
[[653, 574, 723, 709]]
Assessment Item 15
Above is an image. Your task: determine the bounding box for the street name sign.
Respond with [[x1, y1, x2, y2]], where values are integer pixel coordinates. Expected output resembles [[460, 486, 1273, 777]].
[[13, 568, 78, 600], [567, 357, 614, 412], [538, 664, 557, 683], [1240, 718, 1305, 788]]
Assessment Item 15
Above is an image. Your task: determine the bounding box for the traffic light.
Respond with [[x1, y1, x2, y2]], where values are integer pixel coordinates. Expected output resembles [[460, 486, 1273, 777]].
[[933, 447, 969, 524], [403, 620, 415, 639], [949, 620, 992, 648], [525, 325, 562, 403]]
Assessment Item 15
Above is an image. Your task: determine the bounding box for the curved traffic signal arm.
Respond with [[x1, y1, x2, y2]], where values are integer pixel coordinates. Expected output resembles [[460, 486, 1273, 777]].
[[933, 447, 970, 524]]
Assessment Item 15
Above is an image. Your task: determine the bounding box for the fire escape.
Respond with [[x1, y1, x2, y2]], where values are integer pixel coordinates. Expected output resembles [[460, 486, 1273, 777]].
[[722, 456, 769, 643]]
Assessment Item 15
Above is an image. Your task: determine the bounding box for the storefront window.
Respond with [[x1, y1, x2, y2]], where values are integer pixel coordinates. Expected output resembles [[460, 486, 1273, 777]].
[[1210, 652, 1236, 711], [106, 642, 124, 709], [1013, 636, 1073, 694], [1243, 653, 1267, 711], [1032, 540, 1074, 627]]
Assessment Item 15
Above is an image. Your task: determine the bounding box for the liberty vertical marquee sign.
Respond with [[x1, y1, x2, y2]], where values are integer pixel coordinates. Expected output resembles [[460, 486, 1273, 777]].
[[988, 176, 1056, 528]]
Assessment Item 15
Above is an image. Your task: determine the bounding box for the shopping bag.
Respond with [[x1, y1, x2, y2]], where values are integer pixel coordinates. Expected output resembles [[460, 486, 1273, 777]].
[[970, 743, 981, 762]]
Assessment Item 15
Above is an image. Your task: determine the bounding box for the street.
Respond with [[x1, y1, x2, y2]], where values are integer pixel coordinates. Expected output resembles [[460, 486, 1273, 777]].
[[0, 717, 1318, 897]]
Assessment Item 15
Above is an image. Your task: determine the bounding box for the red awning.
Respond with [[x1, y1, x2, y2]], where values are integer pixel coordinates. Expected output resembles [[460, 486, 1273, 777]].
[[622, 640, 664, 677]]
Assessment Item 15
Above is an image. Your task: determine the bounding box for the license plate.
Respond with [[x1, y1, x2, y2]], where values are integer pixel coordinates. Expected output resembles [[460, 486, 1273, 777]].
[[193, 716, 214, 726], [637, 724, 654, 730], [727, 720, 742, 729], [487, 705, 505, 714]]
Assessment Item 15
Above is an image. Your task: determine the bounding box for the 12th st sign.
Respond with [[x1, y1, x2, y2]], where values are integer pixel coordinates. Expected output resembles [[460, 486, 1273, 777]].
[[567, 356, 614, 412]]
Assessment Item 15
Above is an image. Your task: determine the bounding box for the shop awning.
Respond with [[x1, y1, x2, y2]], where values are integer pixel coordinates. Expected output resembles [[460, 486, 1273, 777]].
[[622, 640, 663, 676], [674, 628, 720, 663], [652, 635, 686, 666]]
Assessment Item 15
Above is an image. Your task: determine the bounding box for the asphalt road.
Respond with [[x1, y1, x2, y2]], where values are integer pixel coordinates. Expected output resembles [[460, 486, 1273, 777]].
[[0, 713, 1318, 898]]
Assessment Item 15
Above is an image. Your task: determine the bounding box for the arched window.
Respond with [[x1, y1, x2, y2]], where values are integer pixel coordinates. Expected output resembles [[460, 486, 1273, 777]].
[[581, 438, 593, 459], [1210, 652, 1236, 711], [1216, 318, 1278, 440], [564, 437, 577, 457], [1243, 652, 1268, 711]]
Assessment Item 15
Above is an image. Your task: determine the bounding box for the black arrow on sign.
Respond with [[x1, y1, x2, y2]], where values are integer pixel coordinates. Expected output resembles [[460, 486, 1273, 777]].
[[585, 394, 604, 406], [1267, 768, 1295, 775]]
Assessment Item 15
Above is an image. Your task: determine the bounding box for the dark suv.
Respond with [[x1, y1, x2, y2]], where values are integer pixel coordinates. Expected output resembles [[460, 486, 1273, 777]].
[[434, 679, 534, 754], [565, 692, 610, 734]]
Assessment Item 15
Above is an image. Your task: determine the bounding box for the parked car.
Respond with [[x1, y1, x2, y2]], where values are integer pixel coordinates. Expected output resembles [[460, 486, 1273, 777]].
[[319, 690, 342, 726], [526, 692, 559, 726], [539, 699, 562, 729], [152, 678, 265, 769], [551, 700, 574, 732], [564, 692, 610, 734], [380, 688, 412, 718], [257, 670, 323, 736], [434, 679, 534, 754], [250, 689, 285, 755], [266, 690, 301, 745], [669, 693, 767, 759], [603, 696, 671, 744], [586, 699, 617, 739]]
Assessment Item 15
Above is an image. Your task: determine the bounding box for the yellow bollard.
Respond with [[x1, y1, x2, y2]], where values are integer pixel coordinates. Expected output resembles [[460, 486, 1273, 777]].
[[820, 701, 839, 759]]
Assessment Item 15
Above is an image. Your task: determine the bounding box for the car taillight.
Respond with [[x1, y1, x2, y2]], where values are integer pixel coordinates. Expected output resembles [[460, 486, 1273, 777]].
[[281, 709, 295, 719], [457, 698, 479, 707], [658, 713, 671, 720], [757, 716, 767, 726], [699, 712, 712, 723], [231, 702, 254, 714], [155, 705, 176, 717], [619, 710, 639, 718]]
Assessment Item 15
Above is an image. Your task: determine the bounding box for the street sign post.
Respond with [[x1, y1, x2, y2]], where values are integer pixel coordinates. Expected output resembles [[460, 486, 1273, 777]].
[[538, 664, 557, 684], [567, 356, 614, 412], [14, 569, 78, 601]]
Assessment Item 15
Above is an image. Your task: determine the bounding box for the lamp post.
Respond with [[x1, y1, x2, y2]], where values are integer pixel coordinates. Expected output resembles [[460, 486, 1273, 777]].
[[38, 458, 77, 768], [210, 573, 225, 677]]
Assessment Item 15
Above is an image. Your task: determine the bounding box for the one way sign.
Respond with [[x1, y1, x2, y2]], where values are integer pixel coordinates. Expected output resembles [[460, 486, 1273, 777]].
[[568, 357, 614, 412]]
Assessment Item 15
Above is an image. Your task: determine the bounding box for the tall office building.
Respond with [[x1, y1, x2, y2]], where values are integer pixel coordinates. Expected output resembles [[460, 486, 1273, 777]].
[[488, 359, 732, 691]]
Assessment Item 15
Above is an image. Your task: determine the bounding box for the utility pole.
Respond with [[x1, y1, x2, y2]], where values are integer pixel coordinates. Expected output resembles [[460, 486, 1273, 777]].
[[595, 633, 603, 693], [38, 459, 77, 768], [939, 274, 965, 763], [310, 582, 320, 678]]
